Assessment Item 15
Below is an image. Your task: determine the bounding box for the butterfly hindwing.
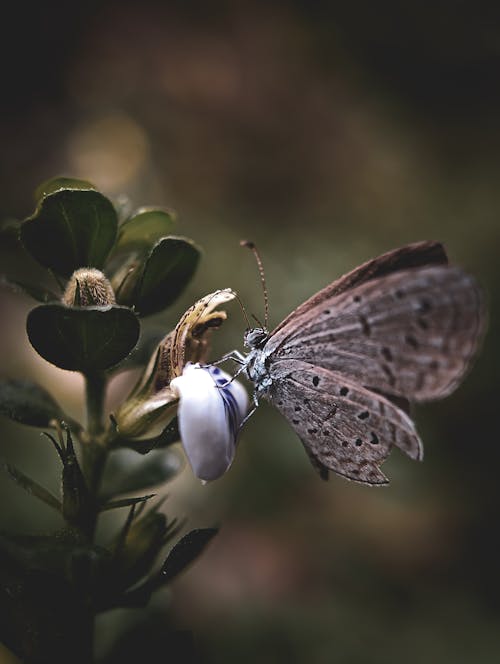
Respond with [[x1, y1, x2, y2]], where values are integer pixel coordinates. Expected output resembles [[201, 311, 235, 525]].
[[269, 265, 484, 402], [267, 360, 423, 485]]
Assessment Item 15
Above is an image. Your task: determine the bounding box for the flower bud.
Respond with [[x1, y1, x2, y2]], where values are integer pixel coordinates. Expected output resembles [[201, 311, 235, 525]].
[[115, 509, 170, 586], [114, 289, 236, 441], [62, 268, 116, 307], [170, 363, 249, 481]]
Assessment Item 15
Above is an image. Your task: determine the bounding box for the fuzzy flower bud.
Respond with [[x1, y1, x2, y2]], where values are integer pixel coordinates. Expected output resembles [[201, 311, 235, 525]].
[[62, 268, 116, 307]]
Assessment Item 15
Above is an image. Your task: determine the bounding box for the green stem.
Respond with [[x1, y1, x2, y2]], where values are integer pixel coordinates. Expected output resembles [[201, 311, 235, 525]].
[[81, 372, 109, 526], [85, 372, 106, 436]]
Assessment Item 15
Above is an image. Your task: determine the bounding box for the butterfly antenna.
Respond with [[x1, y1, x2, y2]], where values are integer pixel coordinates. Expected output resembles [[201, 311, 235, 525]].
[[234, 292, 252, 329], [240, 240, 269, 329]]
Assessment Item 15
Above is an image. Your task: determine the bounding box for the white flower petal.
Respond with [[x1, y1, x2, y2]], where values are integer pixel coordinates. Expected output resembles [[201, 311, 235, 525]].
[[170, 363, 249, 481]]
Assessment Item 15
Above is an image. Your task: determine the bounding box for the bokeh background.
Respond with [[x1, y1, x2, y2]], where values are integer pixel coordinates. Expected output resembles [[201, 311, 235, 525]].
[[1, 2, 499, 662]]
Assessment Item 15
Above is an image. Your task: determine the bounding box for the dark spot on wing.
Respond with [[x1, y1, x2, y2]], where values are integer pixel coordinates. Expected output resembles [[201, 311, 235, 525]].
[[370, 432, 379, 445], [395, 289, 404, 299], [405, 335, 419, 349], [324, 309, 330, 315], [292, 419, 299, 425], [353, 295, 362, 303], [308, 428, 318, 435], [418, 299, 432, 314], [295, 405, 301, 412], [429, 360, 439, 370], [355, 438, 363, 446], [342, 440, 348, 447], [357, 411, 370, 420], [312, 375, 320, 387], [323, 430, 330, 435], [359, 315, 371, 336], [381, 347, 393, 362], [340, 386, 349, 396], [303, 398, 310, 405], [417, 317, 429, 330]]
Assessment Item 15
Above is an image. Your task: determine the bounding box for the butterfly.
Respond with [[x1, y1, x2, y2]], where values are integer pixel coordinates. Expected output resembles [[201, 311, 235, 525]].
[[231, 241, 485, 485]]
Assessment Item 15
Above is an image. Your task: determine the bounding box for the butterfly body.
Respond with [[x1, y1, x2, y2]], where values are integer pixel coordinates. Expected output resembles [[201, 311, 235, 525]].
[[242, 328, 273, 393], [237, 241, 485, 485]]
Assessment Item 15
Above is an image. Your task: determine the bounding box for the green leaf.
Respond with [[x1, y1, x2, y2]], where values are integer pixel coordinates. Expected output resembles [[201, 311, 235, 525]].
[[100, 447, 183, 500], [61, 427, 93, 531], [34, 176, 96, 201], [0, 379, 65, 427], [1, 461, 62, 512], [134, 236, 201, 316], [115, 208, 176, 255], [100, 494, 156, 512], [159, 528, 218, 585], [119, 417, 181, 454], [20, 188, 118, 277], [0, 276, 59, 303], [27, 304, 140, 372], [110, 326, 165, 374]]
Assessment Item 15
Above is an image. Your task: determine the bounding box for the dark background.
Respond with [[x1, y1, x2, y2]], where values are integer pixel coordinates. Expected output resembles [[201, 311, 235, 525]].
[[0, 2, 499, 662]]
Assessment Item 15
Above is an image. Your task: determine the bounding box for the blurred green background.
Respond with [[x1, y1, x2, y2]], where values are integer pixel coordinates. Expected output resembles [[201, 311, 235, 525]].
[[1, 2, 499, 662]]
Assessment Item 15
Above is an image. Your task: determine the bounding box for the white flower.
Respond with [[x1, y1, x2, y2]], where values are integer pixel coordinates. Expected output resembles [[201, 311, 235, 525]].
[[170, 363, 249, 482]]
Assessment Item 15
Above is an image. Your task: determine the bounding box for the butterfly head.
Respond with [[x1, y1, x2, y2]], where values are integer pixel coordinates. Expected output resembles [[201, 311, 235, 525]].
[[244, 327, 269, 350]]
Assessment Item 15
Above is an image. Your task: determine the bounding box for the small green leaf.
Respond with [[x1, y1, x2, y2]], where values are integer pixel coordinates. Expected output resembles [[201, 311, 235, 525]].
[[119, 417, 181, 454], [20, 188, 118, 277], [100, 447, 183, 500], [159, 528, 218, 584], [0, 379, 65, 427], [1, 461, 62, 512], [115, 208, 176, 255], [134, 236, 201, 316], [0, 276, 59, 303], [61, 427, 93, 531], [100, 494, 156, 512], [27, 304, 140, 372], [34, 176, 96, 201]]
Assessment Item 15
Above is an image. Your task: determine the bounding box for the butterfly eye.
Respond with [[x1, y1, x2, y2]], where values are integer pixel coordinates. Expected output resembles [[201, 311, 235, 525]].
[[244, 328, 268, 349]]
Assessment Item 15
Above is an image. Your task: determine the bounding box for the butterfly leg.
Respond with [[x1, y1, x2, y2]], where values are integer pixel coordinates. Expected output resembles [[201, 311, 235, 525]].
[[206, 350, 251, 388], [238, 390, 260, 431], [219, 360, 251, 383], [206, 350, 247, 368]]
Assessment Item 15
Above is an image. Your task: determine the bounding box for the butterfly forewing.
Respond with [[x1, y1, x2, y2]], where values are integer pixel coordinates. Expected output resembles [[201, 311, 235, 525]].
[[270, 241, 449, 337], [267, 265, 484, 402], [268, 360, 423, 485]]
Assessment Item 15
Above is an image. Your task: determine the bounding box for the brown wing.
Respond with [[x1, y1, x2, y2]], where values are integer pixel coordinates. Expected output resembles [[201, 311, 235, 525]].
[[267, 265, 484, 402], [271, 241, 448, 337], [267, 360, 423, 485]]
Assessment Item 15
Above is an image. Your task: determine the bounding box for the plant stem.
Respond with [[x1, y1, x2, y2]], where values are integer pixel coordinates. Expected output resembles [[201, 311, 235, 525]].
[[81, 372, 109, 523], [85, 372, 106, 436], [81, 375, 108, 658]]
